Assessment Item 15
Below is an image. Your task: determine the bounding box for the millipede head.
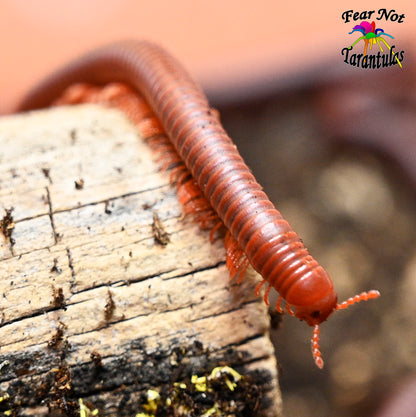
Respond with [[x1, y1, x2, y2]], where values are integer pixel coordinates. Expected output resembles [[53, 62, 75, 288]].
[[310, 289, 380, 369]]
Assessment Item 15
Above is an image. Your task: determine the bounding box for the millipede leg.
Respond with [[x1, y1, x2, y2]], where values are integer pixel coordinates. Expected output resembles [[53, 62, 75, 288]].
[[254, 280, 266, 296], [286, 303, 295, 317], [276, 296, 283, 313]]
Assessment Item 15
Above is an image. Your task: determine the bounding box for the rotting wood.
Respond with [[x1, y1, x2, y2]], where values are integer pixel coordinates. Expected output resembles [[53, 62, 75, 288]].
[[0, 105, 281, 417]]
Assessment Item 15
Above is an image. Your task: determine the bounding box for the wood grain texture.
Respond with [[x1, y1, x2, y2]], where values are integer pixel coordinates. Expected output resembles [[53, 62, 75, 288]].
[[0, 105, 281, 416]]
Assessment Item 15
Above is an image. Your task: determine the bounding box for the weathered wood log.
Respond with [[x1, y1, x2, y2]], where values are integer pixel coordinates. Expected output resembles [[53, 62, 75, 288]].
[[0, 105, 281, 416]]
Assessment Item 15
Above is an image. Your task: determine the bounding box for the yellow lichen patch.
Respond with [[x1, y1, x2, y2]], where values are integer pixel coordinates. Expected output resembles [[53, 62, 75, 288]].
[[136, 389, 161, 416], [191, 374, 207, 392], [79, 398, 99, 417], [208, 366, 242, 391], [0, 392, 10, 402]]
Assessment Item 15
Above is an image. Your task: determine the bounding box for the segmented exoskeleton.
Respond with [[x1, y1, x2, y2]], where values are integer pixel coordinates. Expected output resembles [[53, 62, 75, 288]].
[[18, 41, 380, 368]]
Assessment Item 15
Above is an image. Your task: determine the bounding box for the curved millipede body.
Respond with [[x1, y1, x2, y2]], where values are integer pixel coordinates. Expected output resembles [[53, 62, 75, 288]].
[[18, 40, 380, 368]]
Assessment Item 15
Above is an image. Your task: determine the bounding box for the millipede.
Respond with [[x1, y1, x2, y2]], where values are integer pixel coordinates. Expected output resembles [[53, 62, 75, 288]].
[[17, 40, 380, 368]]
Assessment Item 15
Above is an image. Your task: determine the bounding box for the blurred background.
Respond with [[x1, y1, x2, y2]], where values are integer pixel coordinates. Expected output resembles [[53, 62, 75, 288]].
[[1, 1, 415, 416]]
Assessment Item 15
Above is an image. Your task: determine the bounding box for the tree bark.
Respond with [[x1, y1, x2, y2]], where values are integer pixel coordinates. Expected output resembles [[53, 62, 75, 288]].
[[0, 105, 281, 416]]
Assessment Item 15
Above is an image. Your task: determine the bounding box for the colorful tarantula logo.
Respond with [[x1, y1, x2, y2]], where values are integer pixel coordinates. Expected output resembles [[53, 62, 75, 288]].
[[348, 20, 402, 68]]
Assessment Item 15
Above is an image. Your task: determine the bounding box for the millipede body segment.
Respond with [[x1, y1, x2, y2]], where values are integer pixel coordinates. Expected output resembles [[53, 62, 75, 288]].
[[18, 40, 380, 368]]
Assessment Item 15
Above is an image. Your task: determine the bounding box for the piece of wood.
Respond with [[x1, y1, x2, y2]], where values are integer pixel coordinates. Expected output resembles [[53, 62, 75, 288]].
[[0, 105, 281, 417]]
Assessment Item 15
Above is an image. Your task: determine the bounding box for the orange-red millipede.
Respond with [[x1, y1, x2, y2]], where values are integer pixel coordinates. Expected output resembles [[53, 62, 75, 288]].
[[17, 40, 380, 368]]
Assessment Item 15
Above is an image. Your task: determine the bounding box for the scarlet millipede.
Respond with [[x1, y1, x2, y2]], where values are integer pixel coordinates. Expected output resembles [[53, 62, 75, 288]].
[[17, 40, 380, 369]]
